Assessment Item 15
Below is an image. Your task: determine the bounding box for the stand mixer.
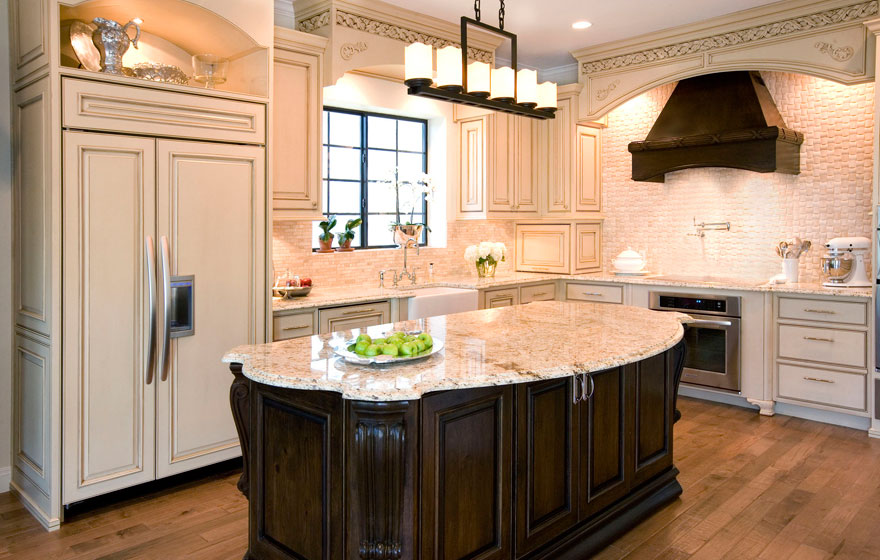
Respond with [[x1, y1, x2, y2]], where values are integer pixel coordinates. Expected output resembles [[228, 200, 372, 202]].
[[820, 237, 872, 287]]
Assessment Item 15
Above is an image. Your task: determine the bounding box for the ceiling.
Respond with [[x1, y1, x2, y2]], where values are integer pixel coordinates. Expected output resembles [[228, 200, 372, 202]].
[[381, 0, 782, 68]]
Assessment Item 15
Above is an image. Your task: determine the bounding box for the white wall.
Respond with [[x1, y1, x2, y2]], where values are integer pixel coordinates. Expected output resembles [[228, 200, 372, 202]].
[[0, 0, 12, 491]]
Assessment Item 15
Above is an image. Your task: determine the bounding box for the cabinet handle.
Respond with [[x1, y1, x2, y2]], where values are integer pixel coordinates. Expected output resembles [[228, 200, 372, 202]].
[[803, 336, 834, 342], [343, 308, 374, 315], [572, 375, 582, 404], [159, 236, 172, 383], [584, 374, 595, 401], [804, 308, 835, 314], [531, 292, 547, 297], [144, 236, 157, 385], [803, 376, 835, 384], [582, 292, 603, 297], [282, 325, 310, 331]]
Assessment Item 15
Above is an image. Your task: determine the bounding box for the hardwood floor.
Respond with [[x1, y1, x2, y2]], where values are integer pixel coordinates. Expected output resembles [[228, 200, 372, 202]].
[[1, 397, 879, 559]]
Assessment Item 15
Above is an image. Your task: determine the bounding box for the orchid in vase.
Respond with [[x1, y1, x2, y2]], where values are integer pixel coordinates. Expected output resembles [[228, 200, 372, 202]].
[[382, 167, 435, 246], [464, 242, 507, 278]]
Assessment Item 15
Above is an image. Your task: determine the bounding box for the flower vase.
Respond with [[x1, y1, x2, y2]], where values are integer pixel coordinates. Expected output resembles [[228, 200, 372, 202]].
[[476, 260, 497, 278]]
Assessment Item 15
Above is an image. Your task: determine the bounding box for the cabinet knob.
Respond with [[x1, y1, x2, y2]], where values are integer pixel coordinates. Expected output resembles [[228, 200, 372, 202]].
[[312, 201, 318, 208]]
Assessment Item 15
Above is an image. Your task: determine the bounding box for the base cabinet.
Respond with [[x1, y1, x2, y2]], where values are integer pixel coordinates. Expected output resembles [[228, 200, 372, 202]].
[[232, 341, 685, 560]]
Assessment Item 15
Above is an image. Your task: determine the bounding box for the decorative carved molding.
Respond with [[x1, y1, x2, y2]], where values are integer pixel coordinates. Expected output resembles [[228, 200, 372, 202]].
[[228, 364, 250, 498], [334, 10, 493, 63], [580, 0, 878, 74], [814, 40, 856, 61], [341, 41, 369, 60], [352, 401, 409, 560], [596, 79, 620, 100], [298, 10, 331, 33]]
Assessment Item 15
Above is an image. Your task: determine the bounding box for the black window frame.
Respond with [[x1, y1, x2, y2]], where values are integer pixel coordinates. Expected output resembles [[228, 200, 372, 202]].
[[319, 106, 429, 250]]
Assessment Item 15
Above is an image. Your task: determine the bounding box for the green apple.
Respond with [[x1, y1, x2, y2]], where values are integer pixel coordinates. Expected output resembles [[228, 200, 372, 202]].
[[372, 338, 386, 346], [381, 343, 399, 357], [364, 344, 381, 357], [356, 334, 372, 345], [413, 339, 427, 353], [400, 341, 417, 356], [354, 340, 370, 354], [418, 333, 433, 348]]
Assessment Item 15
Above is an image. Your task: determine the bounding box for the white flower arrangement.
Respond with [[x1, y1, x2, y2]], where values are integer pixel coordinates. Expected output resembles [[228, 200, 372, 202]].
[[381, 168, 435, 227], [464, 241, 507, 266]]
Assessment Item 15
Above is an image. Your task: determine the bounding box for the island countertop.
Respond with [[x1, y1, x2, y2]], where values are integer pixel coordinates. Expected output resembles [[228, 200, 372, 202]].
[[224, 300, 692, 401]]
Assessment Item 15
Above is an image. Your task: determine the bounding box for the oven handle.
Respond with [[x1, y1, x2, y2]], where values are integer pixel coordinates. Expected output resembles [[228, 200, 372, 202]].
[[687, 319, 733, 328]]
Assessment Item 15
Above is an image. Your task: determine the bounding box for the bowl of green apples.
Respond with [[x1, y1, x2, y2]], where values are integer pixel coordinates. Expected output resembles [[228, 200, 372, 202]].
[[329, 330, 443, 365]]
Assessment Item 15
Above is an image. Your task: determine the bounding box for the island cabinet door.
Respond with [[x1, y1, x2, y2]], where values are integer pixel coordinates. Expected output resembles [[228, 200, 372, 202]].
[[631, 351, 675, 487], [420, 386, 513, 560], [249, 386, 344, 560], [579, 366, 631, 520], [514, 378, 580, 555]]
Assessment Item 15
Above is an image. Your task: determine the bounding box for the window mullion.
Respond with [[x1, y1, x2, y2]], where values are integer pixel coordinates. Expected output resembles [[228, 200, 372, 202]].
[[361, 114, 368, 249]]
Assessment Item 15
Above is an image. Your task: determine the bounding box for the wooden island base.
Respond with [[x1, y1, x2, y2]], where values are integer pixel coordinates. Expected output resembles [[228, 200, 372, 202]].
[[229, 340, 685, 560]]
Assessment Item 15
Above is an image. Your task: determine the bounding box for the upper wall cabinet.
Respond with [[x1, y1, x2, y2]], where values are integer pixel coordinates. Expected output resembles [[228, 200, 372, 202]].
[[272, 28, 328, 220], [11, 0, 49, 84]]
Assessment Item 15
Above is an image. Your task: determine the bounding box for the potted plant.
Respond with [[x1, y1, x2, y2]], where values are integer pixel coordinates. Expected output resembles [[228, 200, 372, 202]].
[[317, 215, 337, 253], [336, 218, 362, 252], [464, 241, 507, 277]]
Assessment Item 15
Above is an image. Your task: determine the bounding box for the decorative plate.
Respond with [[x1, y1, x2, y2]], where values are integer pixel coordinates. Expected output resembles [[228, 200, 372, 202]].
[[70, 20, 101, 72], [329, 333, 444, 365], [132, 63, 190, 85]]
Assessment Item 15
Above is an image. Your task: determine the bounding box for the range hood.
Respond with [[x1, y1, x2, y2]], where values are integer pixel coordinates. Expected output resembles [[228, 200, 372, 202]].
[[628, 71, 804, 183]]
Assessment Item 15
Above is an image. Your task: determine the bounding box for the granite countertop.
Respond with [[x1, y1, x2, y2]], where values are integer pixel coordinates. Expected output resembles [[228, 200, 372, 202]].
[[273, 271, 871, 313], [225, 301, 691, 401]]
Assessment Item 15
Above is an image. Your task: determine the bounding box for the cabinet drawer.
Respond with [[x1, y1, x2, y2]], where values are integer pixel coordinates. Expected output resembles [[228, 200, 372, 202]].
[[565, 283, 623, 304], [484, 288, 519, 309], [778, 297, 867, 326], [63, 78, 266, 144], [273, 312, 315, 341], [319, 301, 391, 334], [520, 283, 556, 304], [777, 324, 866, 369], [778, 363, 866, 411]]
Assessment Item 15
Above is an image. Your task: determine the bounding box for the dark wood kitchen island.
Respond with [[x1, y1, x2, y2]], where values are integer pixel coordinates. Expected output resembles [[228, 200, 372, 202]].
[[224, 301, 690, 560]]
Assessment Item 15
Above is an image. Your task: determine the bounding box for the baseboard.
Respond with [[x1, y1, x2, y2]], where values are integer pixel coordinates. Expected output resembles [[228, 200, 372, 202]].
[[774, 402, 871, 431], [869, 427, 880, 439], [9, 479, 60, 532], [0, 466, 10, 493], [678, 385, 758, 410]]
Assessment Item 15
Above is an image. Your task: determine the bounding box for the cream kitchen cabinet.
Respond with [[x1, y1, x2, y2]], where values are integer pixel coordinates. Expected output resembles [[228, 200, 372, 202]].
[[459, 116, 488, 214], [273, 310, 318, 341], [773, 295, 870, 415], [272, 28, 328, 220], [319, 301, 392, 333], [515, 221, 602, 274], [61, 132, 266, 500]]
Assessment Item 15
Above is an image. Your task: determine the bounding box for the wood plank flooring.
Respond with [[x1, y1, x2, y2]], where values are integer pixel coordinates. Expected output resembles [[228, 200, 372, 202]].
[[2, 397, 880, 559]]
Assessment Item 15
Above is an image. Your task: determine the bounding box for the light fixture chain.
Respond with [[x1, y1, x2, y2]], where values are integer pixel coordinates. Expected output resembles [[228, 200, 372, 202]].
[[474, 0, 480, 21], [499, 0, 505, 29]]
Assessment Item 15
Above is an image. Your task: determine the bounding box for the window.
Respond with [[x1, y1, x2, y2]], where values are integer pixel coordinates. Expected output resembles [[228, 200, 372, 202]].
[[315, 107, 428, 249]]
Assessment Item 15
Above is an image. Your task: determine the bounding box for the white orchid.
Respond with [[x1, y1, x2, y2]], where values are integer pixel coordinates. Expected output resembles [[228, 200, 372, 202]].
[[381, 167, 434, 227]]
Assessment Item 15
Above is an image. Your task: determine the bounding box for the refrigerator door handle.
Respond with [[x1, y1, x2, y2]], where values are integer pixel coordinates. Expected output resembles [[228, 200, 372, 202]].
[[145, 236, 157, 385], [160, 235, 172, 382]]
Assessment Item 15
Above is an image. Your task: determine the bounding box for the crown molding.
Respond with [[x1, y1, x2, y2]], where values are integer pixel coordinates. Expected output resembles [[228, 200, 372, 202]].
[[573, 0, 878, 74]]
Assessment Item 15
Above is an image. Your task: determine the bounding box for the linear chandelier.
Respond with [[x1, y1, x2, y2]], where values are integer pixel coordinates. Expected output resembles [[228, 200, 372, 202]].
[[404, 0, 557, 119]]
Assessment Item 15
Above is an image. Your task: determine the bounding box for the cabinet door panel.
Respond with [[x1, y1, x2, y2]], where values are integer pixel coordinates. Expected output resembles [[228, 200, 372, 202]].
[[515, 378, 578, 554], [156, 140, 266, 478], [632, 354, 674, 486], [488, 114, 513, 211], [460, 118, 487, 213], [580, 367, 629, 519], [318, 302, 391, 334], [575, 126, 601, 212], [421, 386, 512, 560], [273, 49, 322, 214], [545, 96, 572, 213], [62, 132, 157, 502], [515, 117, 538, 212], [13, 78, 52, 335]]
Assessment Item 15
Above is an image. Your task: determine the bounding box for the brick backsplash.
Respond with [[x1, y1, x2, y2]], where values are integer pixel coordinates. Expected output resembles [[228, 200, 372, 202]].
[[272, 220, 515, 287], [274, 71, 874, 288], [601, 72, 875, 283]]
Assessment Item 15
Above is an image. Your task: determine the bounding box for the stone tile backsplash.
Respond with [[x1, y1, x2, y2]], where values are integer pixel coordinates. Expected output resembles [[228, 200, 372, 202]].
[[601, 72, 874, 283], [273, 71, 874, 288]]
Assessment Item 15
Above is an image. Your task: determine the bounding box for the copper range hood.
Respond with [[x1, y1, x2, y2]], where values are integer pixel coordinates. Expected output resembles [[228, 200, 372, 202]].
[[627, 71, 804, 183]]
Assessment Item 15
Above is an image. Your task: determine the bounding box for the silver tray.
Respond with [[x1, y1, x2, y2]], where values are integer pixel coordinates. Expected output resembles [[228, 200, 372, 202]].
[[329, 332, 444, 365]]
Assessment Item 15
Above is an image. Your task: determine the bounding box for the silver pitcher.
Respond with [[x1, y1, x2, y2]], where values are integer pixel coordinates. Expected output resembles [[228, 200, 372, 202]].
[[92, 17, 141, 75]]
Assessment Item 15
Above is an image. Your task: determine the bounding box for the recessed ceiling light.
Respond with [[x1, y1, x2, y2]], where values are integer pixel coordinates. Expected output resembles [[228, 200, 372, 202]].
[[572, 20, 592, 30]]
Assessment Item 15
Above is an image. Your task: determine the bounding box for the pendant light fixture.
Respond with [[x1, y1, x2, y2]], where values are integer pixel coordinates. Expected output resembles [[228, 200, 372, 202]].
[[404, 0, 556, 119]]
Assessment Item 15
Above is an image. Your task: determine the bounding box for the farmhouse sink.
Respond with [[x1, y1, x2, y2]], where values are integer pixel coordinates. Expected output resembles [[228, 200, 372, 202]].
[[406, 287, 479, 320]]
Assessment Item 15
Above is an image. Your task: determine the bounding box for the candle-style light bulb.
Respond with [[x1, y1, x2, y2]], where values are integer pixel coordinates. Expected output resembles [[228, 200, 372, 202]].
[[467, 61, 490, 97], [516, 69, 537, 107], [404, 42, 433, 87], [490, 66, 515, 101], [436, 46, 462, 91], [537, 81, 558, 110]]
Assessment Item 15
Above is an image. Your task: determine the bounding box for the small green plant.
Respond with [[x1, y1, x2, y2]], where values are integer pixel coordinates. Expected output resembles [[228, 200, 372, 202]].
[[318, 216, 337, 242], [336, 218, 362, 245]]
